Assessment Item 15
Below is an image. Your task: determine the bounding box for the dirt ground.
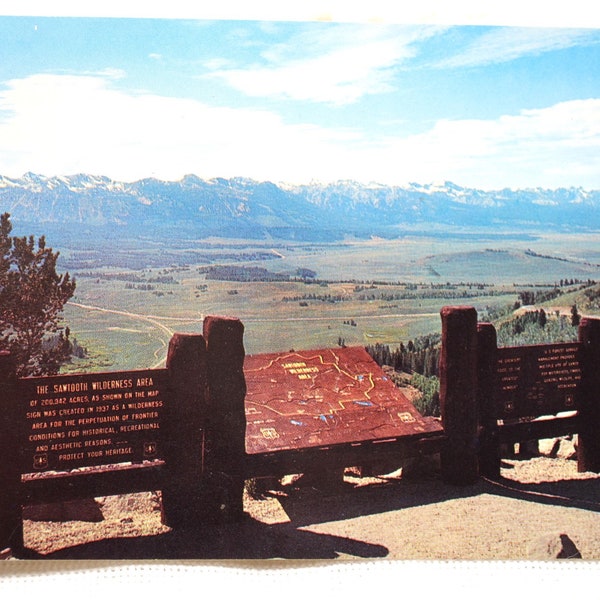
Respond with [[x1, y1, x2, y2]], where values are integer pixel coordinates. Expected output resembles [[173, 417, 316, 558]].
[[4, 448, 600, 562]]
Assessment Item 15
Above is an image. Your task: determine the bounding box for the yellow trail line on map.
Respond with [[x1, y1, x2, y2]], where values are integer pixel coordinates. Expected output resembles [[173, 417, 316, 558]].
[[245, 349, 377, 418]]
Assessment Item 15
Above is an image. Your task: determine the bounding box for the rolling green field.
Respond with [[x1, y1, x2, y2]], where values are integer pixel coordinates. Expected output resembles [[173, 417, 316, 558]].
[[57, 232, 600, 373]]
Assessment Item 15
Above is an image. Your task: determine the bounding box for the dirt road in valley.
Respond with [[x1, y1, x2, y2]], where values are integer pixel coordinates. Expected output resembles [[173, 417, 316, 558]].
[[68, 301, 187, 368]]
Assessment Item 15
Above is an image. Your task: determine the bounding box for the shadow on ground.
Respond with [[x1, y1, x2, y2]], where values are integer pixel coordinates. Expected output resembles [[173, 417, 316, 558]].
[[17, 462, 600, 560], [484, 471, 600, 513], [20, 516, 388, 560], [273, 467, 600, 528]]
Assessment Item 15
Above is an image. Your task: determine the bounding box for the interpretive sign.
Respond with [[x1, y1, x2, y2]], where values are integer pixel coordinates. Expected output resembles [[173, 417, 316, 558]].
[[495, 342, 582, 419], [244, 346, 443, 455], [19, 369, 168, 472]]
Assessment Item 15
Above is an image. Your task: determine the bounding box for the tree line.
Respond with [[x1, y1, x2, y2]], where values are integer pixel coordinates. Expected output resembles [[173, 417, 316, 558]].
[[366, 336, 442, 417], [366, 333, 441, 378], [495, 307, 580, 347], [516, 280, 595, 306]]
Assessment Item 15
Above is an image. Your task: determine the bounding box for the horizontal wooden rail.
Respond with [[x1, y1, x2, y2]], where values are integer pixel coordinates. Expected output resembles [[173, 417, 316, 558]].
[[498, 415, 580, 445], [21, 462, 165, 506], [245, 432, 447, 478]]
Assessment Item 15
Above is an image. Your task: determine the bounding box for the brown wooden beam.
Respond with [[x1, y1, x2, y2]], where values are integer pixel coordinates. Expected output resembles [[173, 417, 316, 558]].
[[578, 318, 600, 472], [0, 352, 23, 552], [439, 306, 479, 485], [498, 415, 580, 444], [161, 333, 208, 529], [202, 316, 247, 523], [21, 462, 165, 506], [477, 322, 501, 479]]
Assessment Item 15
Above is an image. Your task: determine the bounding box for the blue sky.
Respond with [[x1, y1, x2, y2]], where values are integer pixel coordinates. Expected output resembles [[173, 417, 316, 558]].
[[0, 15, 599, 189]]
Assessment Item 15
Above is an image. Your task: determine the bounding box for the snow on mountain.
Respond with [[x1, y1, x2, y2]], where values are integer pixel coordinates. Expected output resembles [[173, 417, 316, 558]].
[[0, 173, 598, 239]]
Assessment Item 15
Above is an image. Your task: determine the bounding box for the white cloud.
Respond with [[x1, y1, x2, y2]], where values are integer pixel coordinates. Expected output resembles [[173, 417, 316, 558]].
[[435, 27, 599, 69], [204, 24, 441, 104], [359, 99, 600, 188], [0, 73, 358, 182], [0, 73, 598, 189]]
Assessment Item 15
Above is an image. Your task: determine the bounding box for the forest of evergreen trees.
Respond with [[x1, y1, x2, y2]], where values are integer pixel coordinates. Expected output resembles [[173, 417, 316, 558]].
[[366, 333, 441, 378], [495, 308, 580, 346], [366, 334, 442, 416]]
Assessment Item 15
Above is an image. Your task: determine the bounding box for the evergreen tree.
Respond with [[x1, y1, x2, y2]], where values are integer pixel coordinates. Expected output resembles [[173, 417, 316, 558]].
[[538, 308, 547, 328], [0, 213, 76, 376], [571, 304, 581, 327]]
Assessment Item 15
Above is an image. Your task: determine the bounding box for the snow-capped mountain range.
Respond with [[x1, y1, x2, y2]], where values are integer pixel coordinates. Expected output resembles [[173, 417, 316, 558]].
[[1, 172, 598, 240]]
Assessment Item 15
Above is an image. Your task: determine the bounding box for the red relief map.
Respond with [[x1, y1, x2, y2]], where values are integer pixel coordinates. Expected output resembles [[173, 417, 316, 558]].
[[244, 346, 442, 455]]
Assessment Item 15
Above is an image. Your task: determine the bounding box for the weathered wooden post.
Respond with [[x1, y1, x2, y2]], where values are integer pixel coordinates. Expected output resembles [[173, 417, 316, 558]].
[[202, 316, 247, 522], [439, 306, 479, 485], [477, 322, 500, 479], [0, 352, 23, 553], [577, 317, 600, 473], [161, 333, 208, 529]]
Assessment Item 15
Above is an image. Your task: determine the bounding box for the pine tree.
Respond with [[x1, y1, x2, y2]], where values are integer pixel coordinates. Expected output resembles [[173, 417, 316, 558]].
[[571, 304, 581, 327], [538, 308, 547, 328], [0, 213, 76, 376]]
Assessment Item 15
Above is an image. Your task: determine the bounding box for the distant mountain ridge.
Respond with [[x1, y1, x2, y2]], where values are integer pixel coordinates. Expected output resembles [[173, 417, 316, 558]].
[[1, 172, 598, 240]]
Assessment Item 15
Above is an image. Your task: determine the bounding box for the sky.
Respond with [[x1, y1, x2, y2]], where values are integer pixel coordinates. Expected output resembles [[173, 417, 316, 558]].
[[0, 13, 599, 190]]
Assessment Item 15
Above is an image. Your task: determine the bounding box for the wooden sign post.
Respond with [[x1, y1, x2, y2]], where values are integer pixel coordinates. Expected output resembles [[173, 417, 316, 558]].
[[0, 315, 249, 554], [578, 318, 600, 472], [439, 306, 479, 485], [160, 333, 208, 530], [201, 316, 247, 523], [457, 309, 600, 478], [0, 351, 22, 553], [476, 322, 500, 479]]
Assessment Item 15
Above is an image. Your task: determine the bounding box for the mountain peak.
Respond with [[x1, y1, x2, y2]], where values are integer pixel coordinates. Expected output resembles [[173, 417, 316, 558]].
[[0, 173, 598, 239]]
